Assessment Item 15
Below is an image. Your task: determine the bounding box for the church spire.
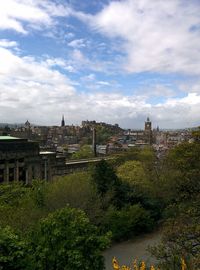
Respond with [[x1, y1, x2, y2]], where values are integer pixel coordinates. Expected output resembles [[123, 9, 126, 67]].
[[61, 115, 65, 127]]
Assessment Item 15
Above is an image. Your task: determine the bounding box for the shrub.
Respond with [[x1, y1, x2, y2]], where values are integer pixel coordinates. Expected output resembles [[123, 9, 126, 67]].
[[102, 204, 153, 241]]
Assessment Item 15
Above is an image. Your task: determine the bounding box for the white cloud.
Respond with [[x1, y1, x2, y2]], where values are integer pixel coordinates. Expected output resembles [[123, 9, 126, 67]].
[[97, 81, 111, 86], [0, 47, 75, 123], [81, 74, 96, 82], [69, 49, 108, 73], [88, 0, 200, 75], [0, 0, 69, 34], [179, 80, 200, 94], [68, 39, 86, 48], [0, 39, 18, 48], [0, 42, 200, 128]]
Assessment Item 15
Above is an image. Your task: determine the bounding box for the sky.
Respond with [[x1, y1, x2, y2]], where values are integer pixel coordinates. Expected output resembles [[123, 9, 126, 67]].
[[0, 0, 200, 129]]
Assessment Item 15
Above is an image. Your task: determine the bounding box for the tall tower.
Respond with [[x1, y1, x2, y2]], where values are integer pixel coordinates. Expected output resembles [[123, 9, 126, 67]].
[[145, 117, 152, 132], [61, 115, 65, 127], [144, 117, 152, 144]]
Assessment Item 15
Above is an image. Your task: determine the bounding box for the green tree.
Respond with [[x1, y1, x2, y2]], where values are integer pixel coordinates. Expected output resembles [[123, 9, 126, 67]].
[[0, 183, 27, 207], [45, 172, 103, 225], [191, 126, 200, 142], [161, 142, 200, 202], [0, 226, 27, 270], [71, 145, 94, 159], [92, 159, 119, 196], [0, 183, 47, 233], [29, 206, 110, 270], [150, 142, 200, 269], [31, 180, 47, 208], [111, 147, 140, 167], [117, 159, 163, 219], [117, 160, 146, 187], [150, 202, 200, 270], [102, 204, 153, 241]]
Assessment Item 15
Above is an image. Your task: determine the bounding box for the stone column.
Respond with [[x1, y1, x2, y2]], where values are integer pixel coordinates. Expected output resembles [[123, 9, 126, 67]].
[[44, 159, 47, 181], [14, 160, 19, 181], [4, 161, 9, 183], [25, 168, 29, 185]]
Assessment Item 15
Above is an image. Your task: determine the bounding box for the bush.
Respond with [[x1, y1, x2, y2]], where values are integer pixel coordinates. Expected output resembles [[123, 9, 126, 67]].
[[102, 204, 153, 241], [28, 206, 110, 270], [0, 226, 27, 270]]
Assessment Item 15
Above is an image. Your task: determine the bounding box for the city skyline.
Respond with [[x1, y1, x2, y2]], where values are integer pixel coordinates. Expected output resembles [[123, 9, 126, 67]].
[[0, 0, 200, 129]]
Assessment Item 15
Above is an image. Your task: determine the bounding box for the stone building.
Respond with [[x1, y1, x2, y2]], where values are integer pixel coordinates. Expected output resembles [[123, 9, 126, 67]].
[[0, 136, 104, 184], [144, 117, 153, 144], [124, 117, 153, 146], [0, 136, 41, 184]]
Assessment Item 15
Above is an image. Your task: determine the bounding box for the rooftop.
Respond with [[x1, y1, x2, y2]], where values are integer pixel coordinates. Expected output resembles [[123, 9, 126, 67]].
[[0, 136, 21, 140]]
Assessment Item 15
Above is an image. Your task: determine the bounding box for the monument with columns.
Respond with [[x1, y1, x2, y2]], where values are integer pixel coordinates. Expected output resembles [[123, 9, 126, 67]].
[[0, 136, 41, 184]]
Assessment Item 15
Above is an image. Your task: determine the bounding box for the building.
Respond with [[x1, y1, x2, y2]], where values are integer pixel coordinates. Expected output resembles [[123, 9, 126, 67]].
[[0, 136, 41, 184], [0, 136, 105, 184], [61, 115, 65, 127], [144, 117, 152, 144], [124, 117, 153, 145]]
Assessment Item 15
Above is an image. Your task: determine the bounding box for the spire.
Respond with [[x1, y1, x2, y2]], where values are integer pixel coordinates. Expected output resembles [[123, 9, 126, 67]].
[[61, 115, 65, 127]]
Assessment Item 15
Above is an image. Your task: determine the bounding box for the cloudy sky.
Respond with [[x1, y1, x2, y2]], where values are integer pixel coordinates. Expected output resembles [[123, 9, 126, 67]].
[[0, 0, 200, 129]]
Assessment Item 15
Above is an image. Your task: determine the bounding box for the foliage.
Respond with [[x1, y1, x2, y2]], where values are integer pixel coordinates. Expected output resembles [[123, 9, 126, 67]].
[[112, 257, 187, 270], [118, 160, 144, 180], [102, 204, 153, 241], [0, 182, 47, 232], [71, 145, 94, 159], [191, 126, 200, 142], [1, 140, 199, 269], [0, 173, 103, 231], [117, 160, 147, 187], [31, 180, 48, 208], [150, 199, 200, 270], [0, 206, 111, 270], [0, 183, 28, 207], [117, 159, 164, 220], [0, 226, 27, 270], [111, 147, 140, 167], [96, 126, 115, 144], [92, 159, 119, 196], [29, 206, 110, 270], [91, 159, 133, 209], [46, 172, 104, 224], [150, 142, 200, 269], [161, 142, 200, 203]]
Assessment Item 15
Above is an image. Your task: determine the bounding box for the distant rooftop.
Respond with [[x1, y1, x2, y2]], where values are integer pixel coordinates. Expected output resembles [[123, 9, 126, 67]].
[[0, 136, 21, 140], [40, 151, 56, 155]]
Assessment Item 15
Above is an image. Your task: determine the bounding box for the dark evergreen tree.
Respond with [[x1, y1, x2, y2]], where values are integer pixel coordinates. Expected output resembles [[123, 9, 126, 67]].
[[92, 159, 119, 196]]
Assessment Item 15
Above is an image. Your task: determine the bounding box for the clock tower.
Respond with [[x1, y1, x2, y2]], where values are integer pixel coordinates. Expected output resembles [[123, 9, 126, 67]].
[[144, 117, 152, 144], [145, 117, 152, 132]]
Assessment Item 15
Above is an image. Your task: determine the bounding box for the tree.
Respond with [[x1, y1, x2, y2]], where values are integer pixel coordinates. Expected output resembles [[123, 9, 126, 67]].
[[29, 206, 110, 270], [150, 142, 200, 269], [161, 142, 200, 202], [92, 159, 119, 196], [0, 182, 47, 232], [0, 226, 27, 270], [117, 160, 163, 219], [192, 126, 200, 142], [45, 172, 104, 225], [102, 204, 153, 241], [150, 203, 200, 270], [71, 145, 94, 159], [117, 160, 146, 187]]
